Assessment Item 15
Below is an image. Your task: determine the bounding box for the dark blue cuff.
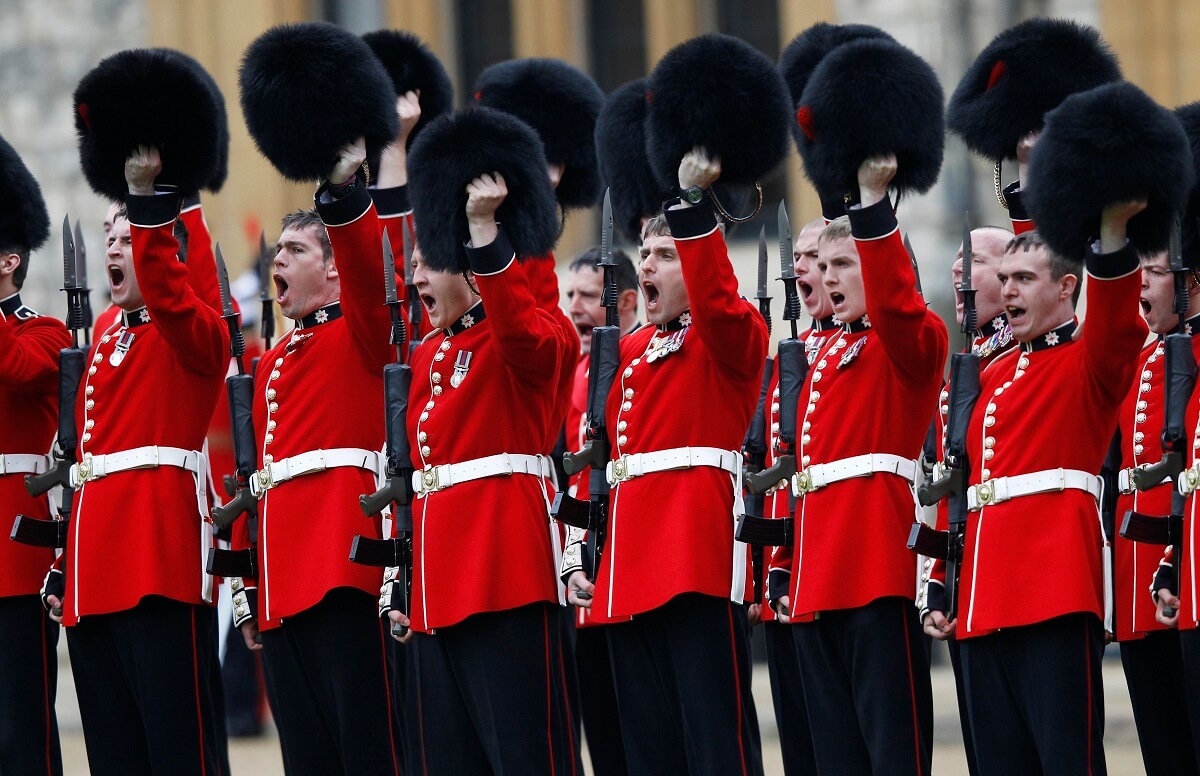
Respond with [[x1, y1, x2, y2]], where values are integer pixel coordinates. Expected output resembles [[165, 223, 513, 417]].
[[767, 569, 791, 608], [126, 192, 181, 228], [465, 228, 516, 276], [847, 197, 898, 240], [821, 192, 846, 223], [315, 178, 372, 227], [663, 199, 719, 239], [1086, 239, 1138, 279], [370, 185, 411, 218], [1004, 181, 1030, 224]]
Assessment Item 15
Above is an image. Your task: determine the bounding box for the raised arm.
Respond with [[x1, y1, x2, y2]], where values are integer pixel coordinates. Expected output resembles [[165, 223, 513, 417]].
[[0, 314, 70, 391]]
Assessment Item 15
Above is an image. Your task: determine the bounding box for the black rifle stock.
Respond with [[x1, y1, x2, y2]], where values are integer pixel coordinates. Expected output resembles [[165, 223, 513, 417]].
[[211, 373, 257, 530], [737, 357, 774, 603]]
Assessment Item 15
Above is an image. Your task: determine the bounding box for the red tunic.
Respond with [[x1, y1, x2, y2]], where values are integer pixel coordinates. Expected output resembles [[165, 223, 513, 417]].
[[408, 231, 565, 631], [957, 248, 1145, 638], [1174, 351, 1200, 630], [0, 295, 71, 598], [773, 200, 948, 618], [63, 193, 229, 625], [527, 255, 581, 448], [240, 184, 395, 628], [593, 204, 769, 619]]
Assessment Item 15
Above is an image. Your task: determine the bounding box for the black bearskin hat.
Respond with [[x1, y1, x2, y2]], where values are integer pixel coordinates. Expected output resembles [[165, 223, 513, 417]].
[[474, 58, 604, 210], [407, 107, 560, 272], [796, 38, 944, 199], [948, 18, 1121, 162], [645, 34, 791, 190], [362, 29, 454, 150], [1026, 82, 1193, 262], [0, 135, 49, 254], [240, 22, 399, 182], [74, 48, 225, 201], [595, 79, 667, 242]]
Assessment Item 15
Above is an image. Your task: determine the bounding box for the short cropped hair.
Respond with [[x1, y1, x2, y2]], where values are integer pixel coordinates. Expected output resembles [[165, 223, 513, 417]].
[[280, 209, 333, 265], [1005, 230, 1082, 305], [818, 216, 852, 246], [569, 247, 638, 293]]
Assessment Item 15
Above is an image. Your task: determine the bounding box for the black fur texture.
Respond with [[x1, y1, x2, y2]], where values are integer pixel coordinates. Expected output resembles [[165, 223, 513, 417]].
[[407, 107, 560, 273], [645, 34, 791, 189], [0, 135, 49, 253], [362, 29, 453, 150], [1026, 82, 1193, 262], [797, 38, 944, 199], [475, 58, 604, 209], [779, 23, 894, 155], [172, 50, 229, 192], [239, 22, 399, 182], [74, 48, 224, 201], [595, 79, 669, 242], [947, 18, 1121, 162]]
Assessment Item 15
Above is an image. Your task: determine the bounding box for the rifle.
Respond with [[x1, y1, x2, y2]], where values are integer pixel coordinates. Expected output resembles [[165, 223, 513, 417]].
[[259, 231, 275, 351], [351, 226, 415, 638], [403, 223, 423, 357], [14, 217, 88, 549], [205, 245, 260, 581], [552, 189, 620, 581], [1123, 218, 1195, 618], [908, 213, 982, 620], [74, 219, 94, 342], [739, 202, 809, 548]]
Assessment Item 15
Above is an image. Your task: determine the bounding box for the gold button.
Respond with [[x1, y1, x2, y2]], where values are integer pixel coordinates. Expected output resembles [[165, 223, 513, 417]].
[[631, 358, 641, 366], [1003, 381, 1012, 388], [267, 420, 276, 431], [433, 386, 443, 396], [983, 450, 994, 461], [1134, 444, 1144, 455], [981, 468, 990, 479], [772, 388, 780, 399], [434, 353, 445, 362], [440, 340, 451, 351], [1134, 432, 1144, 443], [994, 387, 1004, 396], [275, 358, 283, 367], [1018, 357, 1029, 369], [431, 373, 441, 384], [264, 455, 273, 463], [418, 432, 428, 443], [1140, 383, 1150, 393], [266, 389, 276, 400], [269, 402, 278, 413], [89, 366, 97, 375], [85, 399, 94, 410], [1136, 413, 1147, 424], [771, 402, 780, 413], [940, 390, 949, 401], [1137, 401, 1148, 411], [812, 372, 822, 382], [86, 386, 94, 396], [1142, 370, 1152, 381], [622, 401, 632, 411], [801, 455, 811, 466], [986, 403, 996, 414], [624, 388, 634, 399], [984, 437, 995, 448], [93, 353, 102, 363], [1013, 370, 1024, 379], [420, 412, 429, 422], [802, 421, 811, 432], [101, 335, 110, 344], [940, 405, 949, 416], [425, 401, 435, 410], [264, 434, 273, 444], [421, 445, 430, 457], [623, 367, 633, 378], [817, 360, 827, 369], [801, 434, 811, 445], [82, 433, 91, 442], [772, 422, 781, 433], [810, 391, 820, 401], [271, 370, 280, 380], [617, 421, 627, 432], [85, 419, 94, 430], [985, 416, 996, 427], [618, 435, 628, 446]]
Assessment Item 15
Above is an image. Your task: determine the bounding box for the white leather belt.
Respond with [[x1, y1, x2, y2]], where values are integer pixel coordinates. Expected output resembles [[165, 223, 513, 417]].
[[968, 468, 1101, 511], [605, 447, 740, 485], [1118, 466, 1170, 495], [251, 448, 383, 497], [413, 453, 551, 497], [70, 445, 202, 487], [792, 453, 917, 496], [0, 453, 51, 476]]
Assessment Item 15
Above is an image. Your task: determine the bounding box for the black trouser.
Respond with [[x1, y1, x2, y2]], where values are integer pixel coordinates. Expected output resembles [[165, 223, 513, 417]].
[[259, 587, 403, 776], [0, 595, 61, 776], [557, 604, 586, 776], [959, 613, 1106, 776], [65, 596, 225, 776], [763, 620, 816, 775], [407, 601, 577, 775], [947, 639, 980, 776], [607, 593, 763, 776], [1120, 629, 1199, 775], [1178, 628, 1200, 771], [576, 624, 628, 776], [222, 616, 264, 736], [791, 596, 933, 776]]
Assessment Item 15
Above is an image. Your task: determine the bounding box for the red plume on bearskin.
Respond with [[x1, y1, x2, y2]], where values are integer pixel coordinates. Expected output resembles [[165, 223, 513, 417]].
[[645, 34, 791, 191], [0, 135, 49, 253], [239, 22, 399, 182], [779, 23, 895, 157], [797, 38, 944, 200], [407, 107, 560, 273], [74, 48, 225, 201], [1027, 82, 1193, 262], [474, 58, 605, 210], [362, 29, 454, 150], [947, 18, 1121, 162]]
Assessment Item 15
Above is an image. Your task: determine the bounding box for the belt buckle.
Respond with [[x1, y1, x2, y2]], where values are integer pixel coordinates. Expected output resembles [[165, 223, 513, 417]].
[[793, 468, 814, 496], [256, 465, 274, 493], [418, 466, 441, 495], [974, 480, 996, 507], [1182, 464, 1200, 496], [76, 453, 94, 484], [610, 454, 630, 484], [1054, 467, 1066, 491]]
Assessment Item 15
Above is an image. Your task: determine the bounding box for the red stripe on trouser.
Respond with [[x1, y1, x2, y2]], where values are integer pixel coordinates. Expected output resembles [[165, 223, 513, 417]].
[[190, 608, 209, 776], [901, 610, 923, 776], [377, 619, 401, 774], [725, 605, 748, 775], [544, 608, 557, 776]]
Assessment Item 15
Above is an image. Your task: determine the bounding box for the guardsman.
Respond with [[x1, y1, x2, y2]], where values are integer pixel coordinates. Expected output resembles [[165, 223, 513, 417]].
[[0, 137, 70, 776], [565, 148, 770, 774], [229, 137, 404, 775], [47, 146, 230, 774], [771, 157, 947, 775]]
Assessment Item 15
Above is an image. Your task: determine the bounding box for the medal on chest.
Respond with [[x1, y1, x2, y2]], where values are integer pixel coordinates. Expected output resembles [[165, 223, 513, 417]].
[[109, 329, 135, 367], [646, 328, 687, 363], [450, 350, 473, 388], [837, 336, 867, 369]]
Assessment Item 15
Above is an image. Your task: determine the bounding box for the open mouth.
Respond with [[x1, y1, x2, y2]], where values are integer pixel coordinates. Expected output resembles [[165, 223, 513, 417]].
[[799, 281, 813, 301], [274, 274, 289, 305], [643, 281, 660, 310], [1140, 299, 1152, 315], [575, 322, 594, 340], [1006, 305, 1027, 325], [420, 293, 436, 316], [829, 292, 845, 309], [108, 266, 125, 290]]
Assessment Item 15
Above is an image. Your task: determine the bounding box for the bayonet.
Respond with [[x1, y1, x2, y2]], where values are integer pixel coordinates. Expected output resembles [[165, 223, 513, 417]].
[[382, 230, 407, 359], [215, 244, 246, 374], [756, 226, 772, 335], [258, 231, 275, 349], [61, 216, 83, 348], [74, 219, 93, 338], [960, 213, 976, 336], [777, 202, 800, 339]]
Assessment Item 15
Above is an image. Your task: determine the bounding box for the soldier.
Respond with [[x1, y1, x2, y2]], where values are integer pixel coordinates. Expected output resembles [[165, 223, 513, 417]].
[[0, 138, 70, 776], [770, 156, 946, 775], [228, 137, 404, 775], [42, 146, 229, 774], [565, 148, 769, 774], [1109, 246, 1200, 775], [756, 215, 834, 776], [562, 244, 639, 776]]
